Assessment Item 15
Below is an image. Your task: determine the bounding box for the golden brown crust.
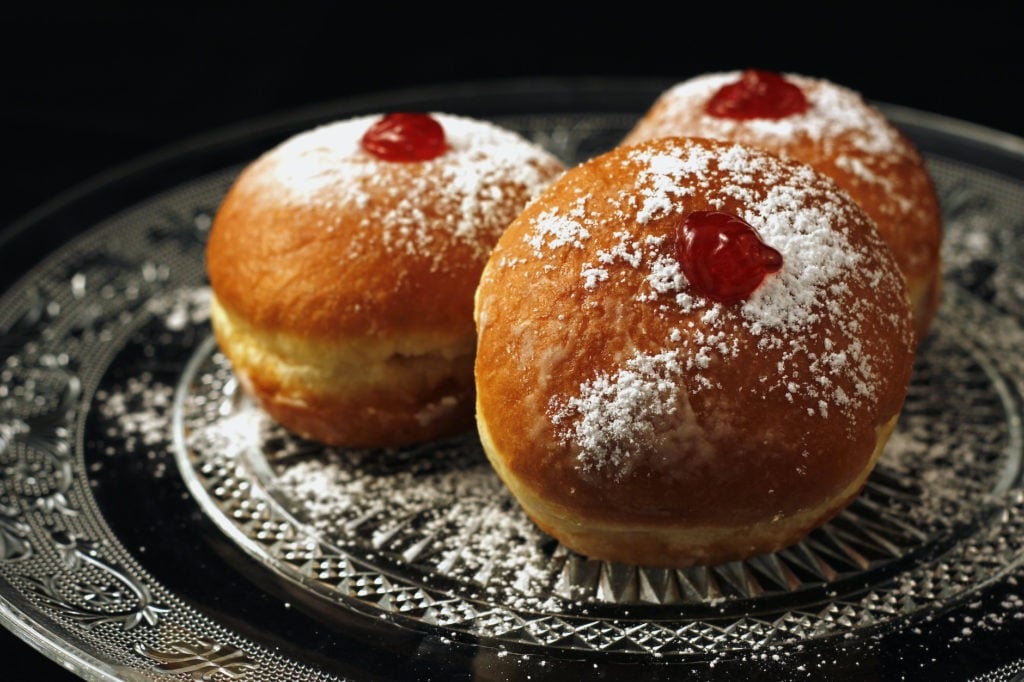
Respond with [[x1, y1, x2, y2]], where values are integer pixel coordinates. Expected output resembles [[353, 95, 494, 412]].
[[206, 180, 487, 341], [206, 113, 565, 447], [207, 114, 565, 341], [479, 406, 898, 567], [474, 136, 916, 566], [621, 72, 942, 342]]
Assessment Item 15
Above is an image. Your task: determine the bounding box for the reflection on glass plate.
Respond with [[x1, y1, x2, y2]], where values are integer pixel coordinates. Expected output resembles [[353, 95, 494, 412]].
[[172, 302, 1024, 657], [3, 89, 1024, 680]]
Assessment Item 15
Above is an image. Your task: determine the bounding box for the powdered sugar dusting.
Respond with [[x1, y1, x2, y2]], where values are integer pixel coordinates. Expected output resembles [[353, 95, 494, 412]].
[[549, 350, 693, 478], [621, 70, 929, 241], [632, 71, 909, 159], [526, 200, 592, 257], [271, 449, 563, 611], [518, 139, 908, 475], [74, 267, 1023, 655], [248, 112, 563, 262]]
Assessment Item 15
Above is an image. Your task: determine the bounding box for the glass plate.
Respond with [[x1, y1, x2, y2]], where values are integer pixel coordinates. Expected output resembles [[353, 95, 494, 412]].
[[3, 78, 1024, 681]]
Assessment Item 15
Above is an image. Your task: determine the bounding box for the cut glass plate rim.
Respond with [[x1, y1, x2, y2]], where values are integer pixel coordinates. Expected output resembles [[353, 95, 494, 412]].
[[2, 76, 1024, 680]]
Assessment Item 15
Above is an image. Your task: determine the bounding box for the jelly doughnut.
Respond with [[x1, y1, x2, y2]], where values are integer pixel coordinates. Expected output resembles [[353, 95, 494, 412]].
[[473, 136, 916, 567], [206, 112, 565, 448]]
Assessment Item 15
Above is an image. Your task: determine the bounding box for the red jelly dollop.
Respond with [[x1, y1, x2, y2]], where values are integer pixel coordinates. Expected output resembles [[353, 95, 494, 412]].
[[705, 69, 808, 120], [360, 112, 447, 161], [676, 211, 783, 304]]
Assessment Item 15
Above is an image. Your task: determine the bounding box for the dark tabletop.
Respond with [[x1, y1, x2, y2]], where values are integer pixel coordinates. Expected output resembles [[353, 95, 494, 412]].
[[3, 2, 1023, 679]]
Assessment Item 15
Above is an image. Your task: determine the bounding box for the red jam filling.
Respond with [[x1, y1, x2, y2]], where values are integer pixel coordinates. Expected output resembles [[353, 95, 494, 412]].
[[360, 112, 447, 161], [676, 211, 783, 303], [705, 69, 808, 120]]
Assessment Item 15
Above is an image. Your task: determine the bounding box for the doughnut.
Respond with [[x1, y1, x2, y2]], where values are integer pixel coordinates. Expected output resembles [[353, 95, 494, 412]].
[[473, 136, 916, 567], [621, 69, 942, 343], [206, 112, 565, 448]]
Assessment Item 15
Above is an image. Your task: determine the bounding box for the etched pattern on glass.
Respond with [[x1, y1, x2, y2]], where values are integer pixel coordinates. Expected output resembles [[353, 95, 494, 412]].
[[0, 109, 1022, 677]]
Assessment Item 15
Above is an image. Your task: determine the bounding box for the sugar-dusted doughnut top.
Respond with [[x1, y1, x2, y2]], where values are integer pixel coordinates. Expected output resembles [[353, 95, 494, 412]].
[[206, 113, 566, 341], [622, 71, 942, 290], [474, 136, 916, 528]]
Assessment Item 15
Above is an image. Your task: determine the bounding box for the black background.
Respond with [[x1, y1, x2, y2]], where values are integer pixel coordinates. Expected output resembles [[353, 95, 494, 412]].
[[3, 2, 1024, 679]]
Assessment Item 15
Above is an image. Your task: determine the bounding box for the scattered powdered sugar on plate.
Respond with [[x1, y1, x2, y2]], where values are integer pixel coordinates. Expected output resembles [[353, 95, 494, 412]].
[[72, 275, 1023, 663], [270, 445, 565, 611], [144, 285, 211, 332], [173, 345, 568, 612], [2, 100, 1023, 676]]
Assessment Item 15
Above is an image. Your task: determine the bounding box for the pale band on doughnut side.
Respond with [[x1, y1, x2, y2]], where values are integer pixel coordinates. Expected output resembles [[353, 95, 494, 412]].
[[211, 294, 476, 446], [478, 404, 898, 567]]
